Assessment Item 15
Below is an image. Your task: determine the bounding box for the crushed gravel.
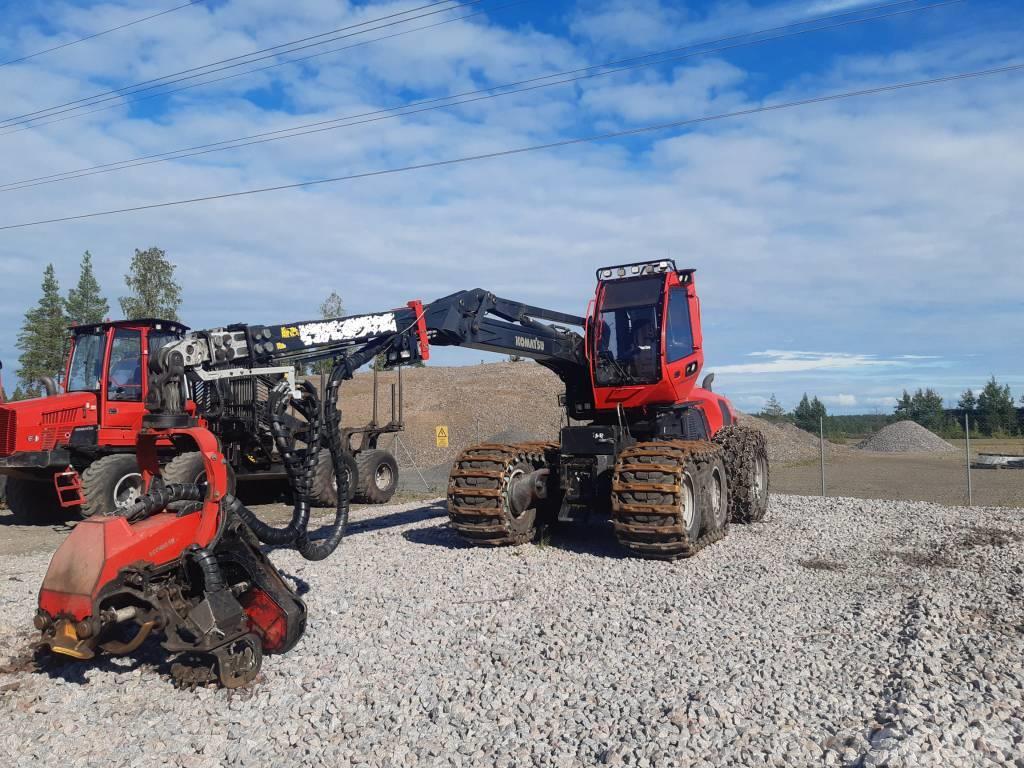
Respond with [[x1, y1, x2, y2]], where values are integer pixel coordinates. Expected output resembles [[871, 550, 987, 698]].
[[1, 494, 1022, 767], [858, 421, 955, 454]]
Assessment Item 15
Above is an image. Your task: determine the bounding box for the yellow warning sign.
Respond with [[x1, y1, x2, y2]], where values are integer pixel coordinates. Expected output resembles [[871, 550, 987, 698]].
[[435, 425, 449, 448]]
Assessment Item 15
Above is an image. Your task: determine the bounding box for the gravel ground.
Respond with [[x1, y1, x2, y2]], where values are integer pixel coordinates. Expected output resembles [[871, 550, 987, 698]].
[[1, 494, 1022, 767], [858, 422, 955, 454]]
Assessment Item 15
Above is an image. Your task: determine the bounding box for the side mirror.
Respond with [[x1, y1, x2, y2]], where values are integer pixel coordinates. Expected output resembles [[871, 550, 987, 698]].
[[701, 372, 715, 392]]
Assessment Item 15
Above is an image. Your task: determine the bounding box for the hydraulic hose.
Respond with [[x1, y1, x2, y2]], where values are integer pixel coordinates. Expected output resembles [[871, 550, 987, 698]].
[[230, 380, 320, 545], [189, 547, 227, 593], [125, 483, 205, 522], [296, 364, 350, 561]]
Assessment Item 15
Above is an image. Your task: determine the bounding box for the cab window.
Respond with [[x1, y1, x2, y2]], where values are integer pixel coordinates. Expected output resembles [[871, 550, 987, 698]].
[[107, 329, 143, 401], [666, 288, 694, 363], [67, 331, 105, 392]]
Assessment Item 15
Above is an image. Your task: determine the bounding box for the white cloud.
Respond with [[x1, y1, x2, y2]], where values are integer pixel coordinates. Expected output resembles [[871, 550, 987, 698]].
[[821, 393, 858, 407], [714, 350, 908, 375]]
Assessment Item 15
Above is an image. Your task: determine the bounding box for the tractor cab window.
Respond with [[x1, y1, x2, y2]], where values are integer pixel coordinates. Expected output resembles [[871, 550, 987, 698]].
[[147, 329, 180, 359], [107, 329, 143, 401], [665, 288, 694, 362], [67, 331, 105, 392], [594, 276, 664, 387]]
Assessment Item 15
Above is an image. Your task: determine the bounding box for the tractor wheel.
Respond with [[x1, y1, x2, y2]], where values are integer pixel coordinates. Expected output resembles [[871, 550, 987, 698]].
[[447, 442, 556, 546], [702, 452, 730, 537], [713, 424, 770, 523], [353, 450, 399, 504], [4, 476, 65, 524], [80, 454, 144, 518], [162, 452, 238, 512], [611, 440, 727, 560], [308, 449, 357, 508]]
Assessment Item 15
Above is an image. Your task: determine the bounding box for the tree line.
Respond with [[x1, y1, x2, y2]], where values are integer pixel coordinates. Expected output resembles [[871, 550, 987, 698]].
[[758, 377, 1023, 439], [12, 248, 182, 399]]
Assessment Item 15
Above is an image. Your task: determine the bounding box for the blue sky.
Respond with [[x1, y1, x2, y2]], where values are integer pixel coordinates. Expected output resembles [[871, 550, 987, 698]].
[[0, 0, 1021, 413]]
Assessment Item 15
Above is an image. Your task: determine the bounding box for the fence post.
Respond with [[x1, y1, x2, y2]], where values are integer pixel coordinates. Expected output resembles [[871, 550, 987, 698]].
[[965, 412, 973, 506], [819, 415, 826, 497]]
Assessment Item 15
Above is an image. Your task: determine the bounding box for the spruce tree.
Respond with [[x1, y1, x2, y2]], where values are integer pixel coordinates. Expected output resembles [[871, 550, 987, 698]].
[[119, 247, 182, 320], [65, 251, 109, 325], [760, 393, 786, 422], [16, 264, 68, 396], [978, 376, 1016, 436], [957, 389, 977, 413]]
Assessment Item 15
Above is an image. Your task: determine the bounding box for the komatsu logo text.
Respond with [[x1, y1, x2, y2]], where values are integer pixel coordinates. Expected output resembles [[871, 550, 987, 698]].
[[515, 336, 544, 352]]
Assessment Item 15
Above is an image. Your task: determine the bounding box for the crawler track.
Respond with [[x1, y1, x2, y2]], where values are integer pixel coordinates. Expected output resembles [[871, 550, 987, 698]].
[[611, 440, 727, 560], [447, 442, 557, 546]]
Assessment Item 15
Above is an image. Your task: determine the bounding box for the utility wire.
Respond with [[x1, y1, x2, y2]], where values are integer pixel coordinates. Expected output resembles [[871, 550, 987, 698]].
[[0, 0, 962, 190], [0, 0, 527, 137], [2, 62, 1019, 231], [0, 0, 478, 128], [0, 1, 206, 68]]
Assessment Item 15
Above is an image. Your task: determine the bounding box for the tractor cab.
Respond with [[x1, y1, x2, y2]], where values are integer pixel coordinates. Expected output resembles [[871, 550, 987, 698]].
[[589, 260, 704, 411], [62, 319, 187, 444]]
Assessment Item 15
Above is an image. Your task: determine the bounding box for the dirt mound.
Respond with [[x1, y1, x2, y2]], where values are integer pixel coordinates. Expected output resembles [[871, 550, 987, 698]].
[[331, 363, 832, 488], [740, 414, 843, 465], [857, 420, 955, 453]]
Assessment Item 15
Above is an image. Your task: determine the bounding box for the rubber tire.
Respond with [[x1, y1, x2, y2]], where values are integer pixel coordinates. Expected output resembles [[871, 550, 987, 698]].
[[4, 476, 65, 524], [701, 453, 729, 536], [308, 449, 357, 508], [713, 424, 770, 523], [162, 452, 237, 511], [80, 454, 144, 518], [354, 450, 399, 504]]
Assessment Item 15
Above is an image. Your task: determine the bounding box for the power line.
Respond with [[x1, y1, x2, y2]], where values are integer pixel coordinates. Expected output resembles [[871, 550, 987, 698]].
[[0, 1, 206, 68], [0, 0, 527, 137], [2, 62, 1019, 232], [0, 0, 962, 191], [0, 0, 479, 128]]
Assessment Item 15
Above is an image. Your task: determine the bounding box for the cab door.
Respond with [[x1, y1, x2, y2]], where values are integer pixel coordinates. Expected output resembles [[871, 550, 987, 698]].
[[663, 285, 703, 400], [100, 328, 145, 445]]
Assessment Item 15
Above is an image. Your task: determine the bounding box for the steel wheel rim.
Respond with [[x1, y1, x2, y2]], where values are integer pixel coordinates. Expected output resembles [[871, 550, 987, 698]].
[[374, 463, 393, 491], [679, 472, 696, 529], [709, 467, 724, 526], [506, 466, 527, 519], [112, 472, 143, 514], [753, 456, 767, 500]]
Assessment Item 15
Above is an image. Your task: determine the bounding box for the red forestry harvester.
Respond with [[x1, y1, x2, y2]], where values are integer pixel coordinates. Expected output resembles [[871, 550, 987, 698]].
[[32, 261, 768, 686]]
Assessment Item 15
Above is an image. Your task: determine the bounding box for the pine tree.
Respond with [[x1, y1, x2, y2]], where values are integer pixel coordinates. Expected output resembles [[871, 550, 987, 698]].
[[15, 264, 68, 397], [977, 376, 1016, 436], [957, 389, 977, 412], [793, 394, 813, 432], [311, 292, 346, 376], [759, 393, 786, 422], [65, 251, 109, 325], [119, 247, 182, 320]]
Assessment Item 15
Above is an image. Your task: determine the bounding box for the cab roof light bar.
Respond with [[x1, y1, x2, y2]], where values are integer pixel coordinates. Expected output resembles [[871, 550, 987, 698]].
[[595, 260, 685, 281]]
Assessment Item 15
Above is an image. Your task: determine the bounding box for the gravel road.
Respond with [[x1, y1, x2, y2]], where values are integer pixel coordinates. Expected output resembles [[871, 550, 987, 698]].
[[1, 494, 1022, 767]]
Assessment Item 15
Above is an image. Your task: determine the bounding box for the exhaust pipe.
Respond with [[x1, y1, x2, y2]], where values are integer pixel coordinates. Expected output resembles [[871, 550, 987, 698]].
[[36, 377, 57, 397]]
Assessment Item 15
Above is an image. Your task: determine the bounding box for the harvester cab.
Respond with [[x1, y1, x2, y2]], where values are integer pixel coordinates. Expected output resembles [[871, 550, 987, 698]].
[[0, 319, 187, 520], [590, 261, 704, 408]]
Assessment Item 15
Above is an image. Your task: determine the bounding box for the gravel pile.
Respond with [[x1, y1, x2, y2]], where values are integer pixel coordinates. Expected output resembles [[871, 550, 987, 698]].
[[858, 421, 955, 453], [741, 414, 847, 465], [2, 494, 1022, 767]]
